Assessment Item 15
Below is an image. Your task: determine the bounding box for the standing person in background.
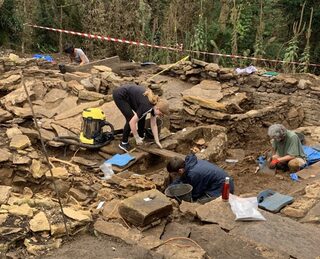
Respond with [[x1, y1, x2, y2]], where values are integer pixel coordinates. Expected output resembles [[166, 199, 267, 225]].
[[267, 124, 306, 172], [64, 43, 89, 65], [113, 84, 170, 152]]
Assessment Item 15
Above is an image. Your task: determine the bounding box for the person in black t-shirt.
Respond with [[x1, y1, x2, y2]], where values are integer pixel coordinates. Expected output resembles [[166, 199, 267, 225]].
[[113, 84, 170, 152]]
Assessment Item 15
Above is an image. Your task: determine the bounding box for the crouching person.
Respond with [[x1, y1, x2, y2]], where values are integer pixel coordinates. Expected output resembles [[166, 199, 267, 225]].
[[166, 154, 234, 204], [267, 124, 306, 173]]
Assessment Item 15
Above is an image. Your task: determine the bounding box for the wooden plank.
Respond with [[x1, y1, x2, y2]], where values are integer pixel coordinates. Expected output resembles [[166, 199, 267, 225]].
[[137, 146, 185, 160], [297, 161, 320, 180], [65, 56, 120, 73]]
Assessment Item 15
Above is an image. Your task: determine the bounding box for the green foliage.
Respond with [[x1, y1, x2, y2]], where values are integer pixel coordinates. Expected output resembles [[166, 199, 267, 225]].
[[191, 14, 207, 55], [0, 0, 23, 46], [0, 0, 320, 73]]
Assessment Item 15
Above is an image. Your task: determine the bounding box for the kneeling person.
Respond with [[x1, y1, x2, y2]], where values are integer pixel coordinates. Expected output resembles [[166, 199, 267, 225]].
[[267, 124, 306, 172], [166, 154, 234, 204]]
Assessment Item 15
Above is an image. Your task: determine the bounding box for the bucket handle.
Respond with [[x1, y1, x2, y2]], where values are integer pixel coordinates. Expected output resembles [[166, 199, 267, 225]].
[[174, 195, 182, 203]]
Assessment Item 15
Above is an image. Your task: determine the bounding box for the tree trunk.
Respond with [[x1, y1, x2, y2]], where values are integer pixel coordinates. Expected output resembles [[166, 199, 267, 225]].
[[219, 0, 230, 32]]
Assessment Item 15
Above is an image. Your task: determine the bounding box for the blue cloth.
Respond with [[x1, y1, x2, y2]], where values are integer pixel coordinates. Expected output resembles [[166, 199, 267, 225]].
[[33, 54, 54, 62], [303, 145, 320, 166], [105, 153, 135, 167], [171, 154, 234, 200], [290, 173, 299, 181]]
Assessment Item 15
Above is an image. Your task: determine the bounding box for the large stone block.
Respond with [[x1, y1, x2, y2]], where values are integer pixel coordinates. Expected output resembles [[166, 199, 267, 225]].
[[118, 189, 172, 227]]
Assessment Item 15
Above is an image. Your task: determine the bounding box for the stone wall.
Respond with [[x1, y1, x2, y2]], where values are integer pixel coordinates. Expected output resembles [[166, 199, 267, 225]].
[[165, 59, 320, 128]]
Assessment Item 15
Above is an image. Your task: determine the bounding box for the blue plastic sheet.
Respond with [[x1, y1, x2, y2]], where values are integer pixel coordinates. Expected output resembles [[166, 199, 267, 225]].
[[303, 145, 320, 166], [105, 153, 135, 167], [32, 54, 54, 62]]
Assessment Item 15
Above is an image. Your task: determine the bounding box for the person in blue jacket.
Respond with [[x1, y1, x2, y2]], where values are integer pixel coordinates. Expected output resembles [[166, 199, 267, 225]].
[[166, 154, 234, 204]]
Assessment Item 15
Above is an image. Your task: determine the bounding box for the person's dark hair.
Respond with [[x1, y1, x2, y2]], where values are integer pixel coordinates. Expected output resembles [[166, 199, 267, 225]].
[[64, 43, 74, 54], [166, 157, 185, 173]]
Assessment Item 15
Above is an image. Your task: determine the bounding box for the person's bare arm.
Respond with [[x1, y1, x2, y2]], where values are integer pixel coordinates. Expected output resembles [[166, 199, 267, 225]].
[[150, 116, 162, 148], [278, 155, 295, 163], [79, 53, 88, 65]]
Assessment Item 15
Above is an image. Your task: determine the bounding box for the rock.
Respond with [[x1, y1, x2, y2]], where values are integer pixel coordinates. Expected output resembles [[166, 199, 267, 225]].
[[12, 154, 31, 165], [196, 197, 237, 231], [190, 224, 283, 259], [24, 238, 62, 256], [9, 134, 31, 150], [0, 108, 12, 122], [2, 203, 33, 217], [71, 156, 98, 167], [80, 78, 95, 91], [67, 80, 85, 93], [230, 211, 320, 259], [148, 170, 170, 191], [301, 201, 320, 223], [69, 188, 88, 201], [161, 222, 191, 240], [94, 220, 142, 245], [282, 197, 318, 218], [46, 167, 69, 180], [156, 243, 207, 259], [100, 101, 126, 131], [182, 80, 223, 101], [0, 74, 21, 89], [305, 181, 320, 199], [54, 99, 103, 120], [31, 159, 43, 178], [6, 127, 22, 139], [179, 201, 201, 218], [118, 189, 172, 227], [0, 149, 12, 162], [0, 168, 13, 186], [205, 63, 220, 72], [43, 88, 68, 103], [298, 79, 311, 89], [0, 186, 12, 205], [50, 223, 67, 236], [197, 132, 227, 161], [102, 199, 121, 219], [63, 207, 92, 222], [29, 211, 50, 232], [78, 89, 105, 101]]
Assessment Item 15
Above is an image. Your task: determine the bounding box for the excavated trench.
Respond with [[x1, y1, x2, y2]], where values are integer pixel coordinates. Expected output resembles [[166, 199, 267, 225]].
[[2, 56, 320, 257]]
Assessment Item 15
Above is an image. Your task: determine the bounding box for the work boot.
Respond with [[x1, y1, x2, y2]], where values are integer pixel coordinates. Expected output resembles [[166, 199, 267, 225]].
[[119, 142, 131, 152]]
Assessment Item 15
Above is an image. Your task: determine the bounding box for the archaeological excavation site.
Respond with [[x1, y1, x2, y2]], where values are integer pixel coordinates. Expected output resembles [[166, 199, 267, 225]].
[[1, 54, 320, 259]]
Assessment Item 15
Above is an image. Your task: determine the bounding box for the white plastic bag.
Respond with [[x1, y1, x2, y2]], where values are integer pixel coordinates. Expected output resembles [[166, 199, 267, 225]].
[[229, 194, 266, 221], [99, 162, 114, 180]]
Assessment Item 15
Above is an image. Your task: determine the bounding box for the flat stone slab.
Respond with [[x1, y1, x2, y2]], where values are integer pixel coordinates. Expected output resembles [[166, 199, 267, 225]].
[[301, 200, 320, 223], [118, 189, 172, 227], [230, 211, 320, 259], [190, 224, 287, 259], [297, 161, 320, 179], [0, 186, 12, 205], [94, 220, 142, 245], [0, 149, 12, 163], [196, 198, 238, 231]]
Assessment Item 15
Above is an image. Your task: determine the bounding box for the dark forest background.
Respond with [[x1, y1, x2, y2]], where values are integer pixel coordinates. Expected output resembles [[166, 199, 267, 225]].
[[1, 0, 320, 73]]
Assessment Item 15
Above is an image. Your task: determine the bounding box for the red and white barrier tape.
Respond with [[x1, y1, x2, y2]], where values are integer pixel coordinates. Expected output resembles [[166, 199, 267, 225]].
[[27, 24, 320, 68], [27, 24, 182, 52]]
